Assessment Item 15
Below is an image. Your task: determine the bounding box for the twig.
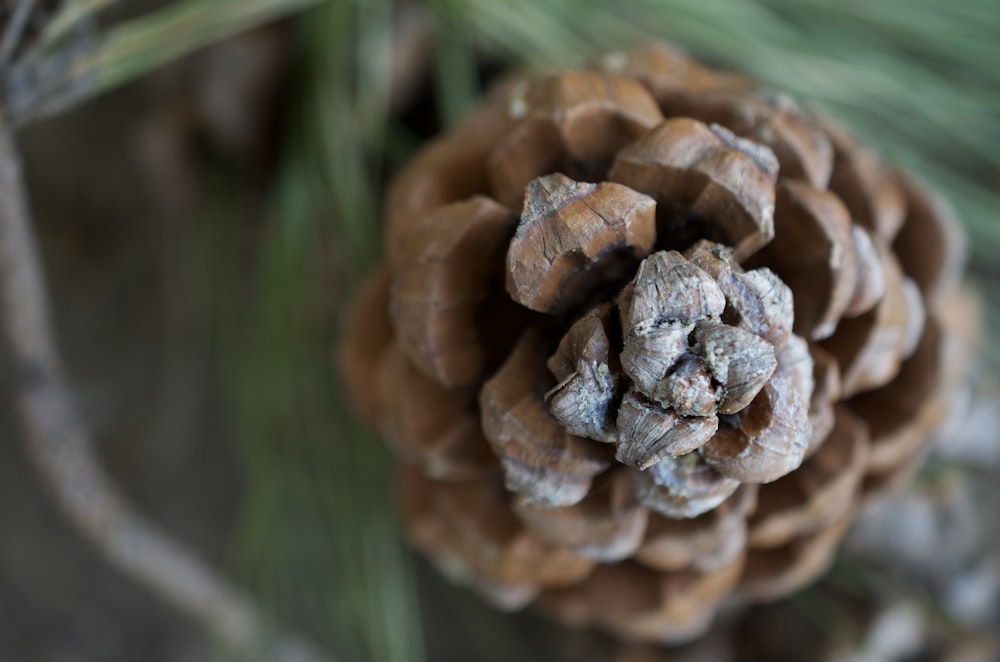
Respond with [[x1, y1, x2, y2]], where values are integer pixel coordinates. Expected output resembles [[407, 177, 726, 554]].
[[0, 0, 37, 67], [4, 0, 323, 128], [0, 117, 330, 662]]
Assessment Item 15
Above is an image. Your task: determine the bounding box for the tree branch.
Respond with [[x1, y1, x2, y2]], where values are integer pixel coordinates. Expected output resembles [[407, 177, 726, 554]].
[[0, 116, 328, 661]]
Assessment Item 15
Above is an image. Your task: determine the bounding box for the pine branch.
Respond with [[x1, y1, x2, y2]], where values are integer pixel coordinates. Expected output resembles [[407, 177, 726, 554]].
[[0, 116, 330, 662], [3, 0, 323, 127]]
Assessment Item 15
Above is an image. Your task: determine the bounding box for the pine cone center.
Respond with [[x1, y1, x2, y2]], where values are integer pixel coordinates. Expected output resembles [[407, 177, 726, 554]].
[[500, 169, 813, 517]]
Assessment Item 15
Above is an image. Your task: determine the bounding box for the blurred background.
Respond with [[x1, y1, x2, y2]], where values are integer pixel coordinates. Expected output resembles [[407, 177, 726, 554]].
[[0, 0, 998, 660]]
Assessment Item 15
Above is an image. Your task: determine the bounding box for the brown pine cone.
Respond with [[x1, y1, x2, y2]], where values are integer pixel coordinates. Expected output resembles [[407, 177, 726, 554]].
[[339, 42, 970, 644]]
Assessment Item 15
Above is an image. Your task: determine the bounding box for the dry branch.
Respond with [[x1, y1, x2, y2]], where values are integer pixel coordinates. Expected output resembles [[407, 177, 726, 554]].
[[0, 117, 328, 662]]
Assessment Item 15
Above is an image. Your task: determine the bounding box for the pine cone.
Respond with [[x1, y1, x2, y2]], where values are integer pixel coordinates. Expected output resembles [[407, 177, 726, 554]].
[[339, 42, 969, 644]]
